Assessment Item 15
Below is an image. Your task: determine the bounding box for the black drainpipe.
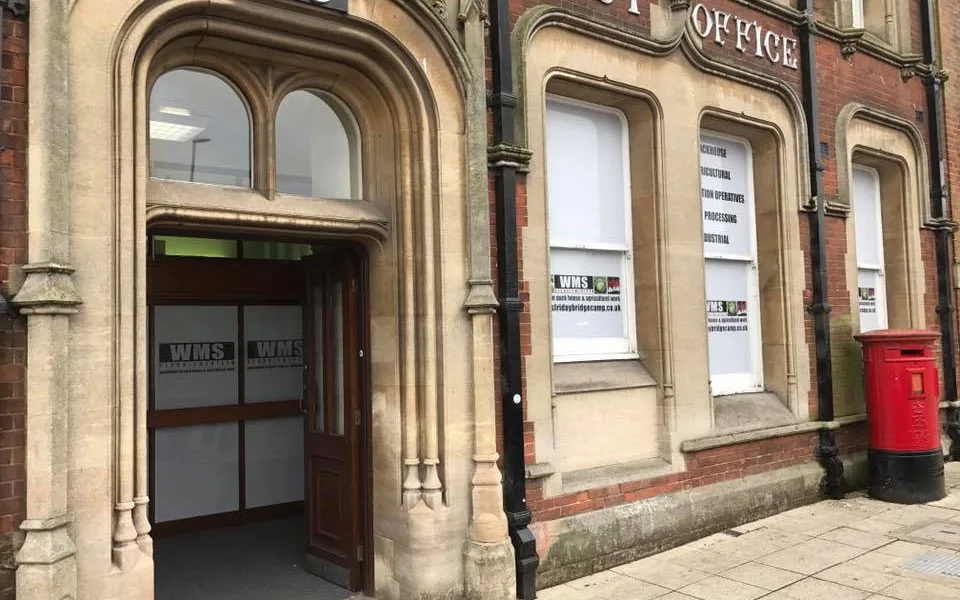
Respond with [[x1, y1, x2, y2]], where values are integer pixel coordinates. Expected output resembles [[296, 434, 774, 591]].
[[798, 0, 845, 498], [488, 0, 539, 597], [920, 0, 960, 457]]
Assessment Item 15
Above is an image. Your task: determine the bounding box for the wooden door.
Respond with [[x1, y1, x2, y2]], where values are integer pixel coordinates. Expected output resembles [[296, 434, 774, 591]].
[[303, 251, 362, 590]]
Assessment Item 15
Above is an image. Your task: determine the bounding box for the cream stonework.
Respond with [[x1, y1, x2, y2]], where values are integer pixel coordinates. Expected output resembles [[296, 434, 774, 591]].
[[519, 24, 811, 496], [17, 1, 513, 599]]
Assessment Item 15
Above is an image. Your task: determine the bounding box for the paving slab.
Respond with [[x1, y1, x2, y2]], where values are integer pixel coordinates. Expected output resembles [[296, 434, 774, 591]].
[[819, 527, 896, 550], [755, 538, 866, 575], [898, 521, 960, 550], [719, 562, 805, 591], [774, 577, 870, 600], [566, 570, 670, 600], [611, 558, 712, 589], [677, 575, 766, 600], [881, 577, 960, 600], [668, 548, 753, 574], [813, 562, 904, 592], [875, 540, 945, 558], [847, 517, 908, 535], [848, 549, 907, 572]]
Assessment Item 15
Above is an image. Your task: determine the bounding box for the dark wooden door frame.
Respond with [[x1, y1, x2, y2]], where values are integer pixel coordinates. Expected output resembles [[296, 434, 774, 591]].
[[301, 245, 370, 591]]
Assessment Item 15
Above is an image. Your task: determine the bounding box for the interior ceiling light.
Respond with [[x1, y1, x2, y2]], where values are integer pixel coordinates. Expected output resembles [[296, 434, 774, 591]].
[[149, 121, 207, 142], [159, 106, 193, 117]]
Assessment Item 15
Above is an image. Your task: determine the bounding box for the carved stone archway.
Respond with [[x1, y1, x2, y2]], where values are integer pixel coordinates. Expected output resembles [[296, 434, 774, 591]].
[[15, 1, 512, 599]]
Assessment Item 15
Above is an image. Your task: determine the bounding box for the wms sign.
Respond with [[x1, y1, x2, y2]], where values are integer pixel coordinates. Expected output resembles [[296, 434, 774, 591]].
[[246, 339, 305, 370], [158, 342, 237, 374]]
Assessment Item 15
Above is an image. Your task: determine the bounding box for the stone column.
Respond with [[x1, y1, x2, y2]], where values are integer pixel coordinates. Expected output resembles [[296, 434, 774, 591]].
[[460, 1, 515, 598], [13, 2, 81, 599], [13, 267, 80, 600]]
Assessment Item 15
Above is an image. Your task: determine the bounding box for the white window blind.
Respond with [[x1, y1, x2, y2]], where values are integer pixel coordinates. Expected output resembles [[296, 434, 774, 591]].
[[852, 0, 865, 28], [545, 97, 636, 361], [853, 165, 887, 332]]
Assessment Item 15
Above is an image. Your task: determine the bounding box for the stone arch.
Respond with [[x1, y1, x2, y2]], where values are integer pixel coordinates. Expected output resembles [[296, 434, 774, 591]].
[[117, 0, 459, 562], [831, 103, 930, 416], [16, 1, 493, 599]]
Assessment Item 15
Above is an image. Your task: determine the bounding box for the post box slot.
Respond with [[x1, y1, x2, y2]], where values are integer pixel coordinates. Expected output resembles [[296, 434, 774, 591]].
[[900, 349, 924, 356]]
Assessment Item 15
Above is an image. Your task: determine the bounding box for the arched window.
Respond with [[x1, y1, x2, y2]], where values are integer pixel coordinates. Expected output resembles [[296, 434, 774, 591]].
[[149, 69, 252, 187], [275, 90, 361, 199]]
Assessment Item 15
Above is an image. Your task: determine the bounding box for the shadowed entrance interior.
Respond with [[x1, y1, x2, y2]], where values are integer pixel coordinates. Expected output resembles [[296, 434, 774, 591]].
[[155, 517, 354, 600], [147, 234, 368, 598]]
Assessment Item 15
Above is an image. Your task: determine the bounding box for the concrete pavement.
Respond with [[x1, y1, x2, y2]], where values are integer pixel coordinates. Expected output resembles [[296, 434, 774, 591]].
[[537, 461, 960, 600]]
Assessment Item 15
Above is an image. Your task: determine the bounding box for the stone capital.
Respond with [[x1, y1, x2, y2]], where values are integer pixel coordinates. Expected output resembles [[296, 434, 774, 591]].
[[465, 279, 499, 313], [11, 263, 82, 315], [16, 517, 75, 566]]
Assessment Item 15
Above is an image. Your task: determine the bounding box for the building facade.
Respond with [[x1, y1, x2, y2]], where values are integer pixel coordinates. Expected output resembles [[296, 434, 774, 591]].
[[0, 1, 956, 600]]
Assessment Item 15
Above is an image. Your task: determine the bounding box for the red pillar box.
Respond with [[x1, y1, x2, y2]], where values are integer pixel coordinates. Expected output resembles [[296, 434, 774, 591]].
[[854, 329, 945, 504]]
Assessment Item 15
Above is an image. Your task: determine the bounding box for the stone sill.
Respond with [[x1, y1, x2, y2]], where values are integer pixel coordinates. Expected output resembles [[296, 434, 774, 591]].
[[526, 462, 556, 480], [561, 457, 672, 495], [680, 414, 868, 453], [553, 359, 656, 395]]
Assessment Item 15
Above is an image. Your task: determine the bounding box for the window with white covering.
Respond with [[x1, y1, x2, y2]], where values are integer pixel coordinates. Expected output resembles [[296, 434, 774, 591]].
[[853, 165, 887, 332], [545, 96, 636, 361], [699, 131, 763, 395], [851, 0, 864, 28]]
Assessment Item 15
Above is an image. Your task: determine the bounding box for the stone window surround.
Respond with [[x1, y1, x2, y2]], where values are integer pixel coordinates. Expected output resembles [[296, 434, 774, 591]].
[[830, 105, 929, 417], [832, 0, 912, 53], [544, 95, 639, 362], [147, 46, 372, 207], [519, 24, 810, 498]]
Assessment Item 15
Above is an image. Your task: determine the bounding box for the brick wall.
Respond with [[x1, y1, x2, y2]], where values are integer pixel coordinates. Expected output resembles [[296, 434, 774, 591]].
[[526, 422, 869, 522], [941, 0, 960, 386], [0, 7, 27, 600]]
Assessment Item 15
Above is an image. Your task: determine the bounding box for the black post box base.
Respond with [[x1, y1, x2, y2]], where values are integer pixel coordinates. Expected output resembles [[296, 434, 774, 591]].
[[868, 448, 945, 504]]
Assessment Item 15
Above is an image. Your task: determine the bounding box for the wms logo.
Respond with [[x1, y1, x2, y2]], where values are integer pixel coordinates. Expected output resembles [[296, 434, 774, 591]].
[[246, 339, 304, 370], [158, 341, 237, 374]]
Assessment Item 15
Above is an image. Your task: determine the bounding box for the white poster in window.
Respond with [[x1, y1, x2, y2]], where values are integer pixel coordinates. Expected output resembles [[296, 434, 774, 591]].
[[153, 422, 240, 522], [245, 416, 304, 508], [700, 131, 761, 394], [550, 248, 625, 344], [858, 269, 886, 333], [244, 305, 304, 403], [704, 259, 754, 377], [700, 134, 753, 259], [154, 305, 239, 410]]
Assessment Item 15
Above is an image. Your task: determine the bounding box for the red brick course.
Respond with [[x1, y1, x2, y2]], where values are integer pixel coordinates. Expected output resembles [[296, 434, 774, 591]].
[[526, 422, 869, 522], [0, 7, 27, 600]]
